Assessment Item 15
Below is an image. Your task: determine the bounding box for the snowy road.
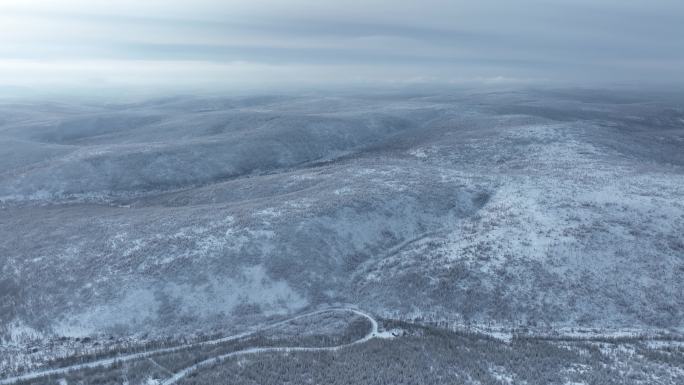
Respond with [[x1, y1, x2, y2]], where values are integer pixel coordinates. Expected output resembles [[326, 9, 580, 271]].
[[162, 308, 379, 385], [0, 307, 379, 385]]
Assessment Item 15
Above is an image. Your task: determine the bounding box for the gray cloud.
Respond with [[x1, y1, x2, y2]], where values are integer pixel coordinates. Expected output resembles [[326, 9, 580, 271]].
[[1, 0, 683, 92]]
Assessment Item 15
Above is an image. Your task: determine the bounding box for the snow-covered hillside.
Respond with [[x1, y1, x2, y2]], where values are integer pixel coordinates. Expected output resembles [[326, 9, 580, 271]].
[[1, 89, 683, 351]]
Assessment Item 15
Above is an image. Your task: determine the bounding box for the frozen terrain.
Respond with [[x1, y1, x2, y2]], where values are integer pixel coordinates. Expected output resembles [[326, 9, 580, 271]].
[[1, 88, 683, 382]]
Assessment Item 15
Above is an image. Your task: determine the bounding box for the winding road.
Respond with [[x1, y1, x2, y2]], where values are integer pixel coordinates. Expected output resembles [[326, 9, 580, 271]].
[[162, 308, 379, 385], [0, 307, 380, 385]]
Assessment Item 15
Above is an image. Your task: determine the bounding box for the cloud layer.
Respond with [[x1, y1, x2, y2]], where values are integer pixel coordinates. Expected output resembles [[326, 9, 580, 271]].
[[1, 0, 683, 92]]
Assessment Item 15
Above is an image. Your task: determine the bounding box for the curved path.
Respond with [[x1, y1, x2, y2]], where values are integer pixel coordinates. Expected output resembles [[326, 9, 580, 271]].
[[0, 307, 378, 385], [162, 308, 379, 385]]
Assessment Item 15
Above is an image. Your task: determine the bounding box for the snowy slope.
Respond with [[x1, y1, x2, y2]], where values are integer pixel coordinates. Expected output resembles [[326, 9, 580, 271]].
[[1, 89, 682, 352]]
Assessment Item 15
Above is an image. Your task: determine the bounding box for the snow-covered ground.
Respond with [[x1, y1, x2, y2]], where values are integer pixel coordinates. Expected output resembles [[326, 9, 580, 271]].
[[0, 307, 380, 384], [1, 89, 683, 379]]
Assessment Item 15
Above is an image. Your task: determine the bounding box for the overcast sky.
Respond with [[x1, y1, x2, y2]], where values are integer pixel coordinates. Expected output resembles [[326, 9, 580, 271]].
[[1, 0, 683, 93]]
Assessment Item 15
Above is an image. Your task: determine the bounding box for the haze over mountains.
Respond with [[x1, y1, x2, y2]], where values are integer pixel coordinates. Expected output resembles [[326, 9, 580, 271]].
[[2, 89, 683, 351], [2, 0, 684, 383]]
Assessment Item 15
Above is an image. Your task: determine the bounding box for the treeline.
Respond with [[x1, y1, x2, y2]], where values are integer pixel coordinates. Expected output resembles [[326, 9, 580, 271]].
[[178, 323, 684, 385], [10, 314, 374, 385], [4, 310, 369, 379], [4, 331, 225, 378], [10, 318, 683, 385], [383, 315, 684, 346]]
